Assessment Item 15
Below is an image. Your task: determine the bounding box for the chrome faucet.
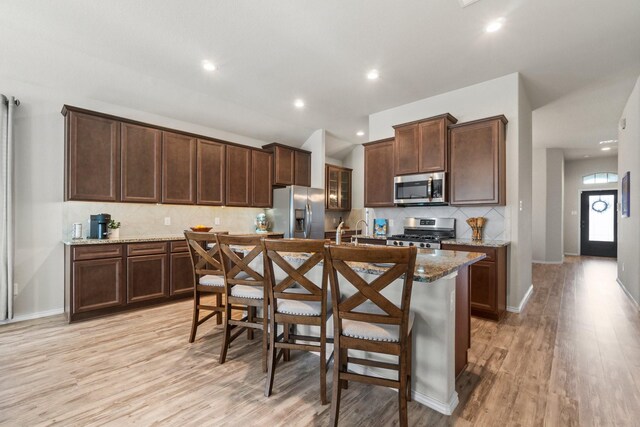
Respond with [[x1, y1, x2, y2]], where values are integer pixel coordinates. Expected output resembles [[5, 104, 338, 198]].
[[336, 222, 345, 245], [354, 219, 369, 245]]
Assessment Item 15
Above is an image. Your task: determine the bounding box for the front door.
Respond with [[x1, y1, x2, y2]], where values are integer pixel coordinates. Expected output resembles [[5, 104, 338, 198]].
[[580, 190, 617, 257]]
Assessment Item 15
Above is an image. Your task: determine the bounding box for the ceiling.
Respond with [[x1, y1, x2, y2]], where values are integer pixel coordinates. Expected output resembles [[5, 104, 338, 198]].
[[0, 0, 639, 159]]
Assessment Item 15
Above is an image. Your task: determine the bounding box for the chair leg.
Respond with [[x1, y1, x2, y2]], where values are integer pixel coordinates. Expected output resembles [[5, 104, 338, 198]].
[[264, 318, 278, 397], [407, 329, 412, 402], [215, 293, 223, 325], [247, 307, 255, 340], [283, 323, 291, 362], [399, 357, 408, 427], [189, 291, 199, 343], [340, 348, 348, 389], [330, 341, 342, 427], [219, 299, 232, 364], [262, 300, 268, 373], [320, 324, 328, 405]]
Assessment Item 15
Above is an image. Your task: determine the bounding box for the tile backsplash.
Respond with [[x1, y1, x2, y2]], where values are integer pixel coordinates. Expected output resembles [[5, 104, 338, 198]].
[[63, 202, 266, 239], [367, 206, 509, 240]]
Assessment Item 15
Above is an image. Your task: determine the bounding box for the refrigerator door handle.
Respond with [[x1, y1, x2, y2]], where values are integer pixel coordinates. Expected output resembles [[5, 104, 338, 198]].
[[305, 203, 312, 238]]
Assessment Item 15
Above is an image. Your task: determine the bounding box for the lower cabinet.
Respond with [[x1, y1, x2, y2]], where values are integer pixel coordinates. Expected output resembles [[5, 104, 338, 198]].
[[65, 239, 193, 322], [441, 244, 508, 321]]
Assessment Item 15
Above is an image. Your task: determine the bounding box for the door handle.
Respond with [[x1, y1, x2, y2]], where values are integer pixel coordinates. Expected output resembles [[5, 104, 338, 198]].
[[305, 203, 312, 238], [427, 177, 433, 200]]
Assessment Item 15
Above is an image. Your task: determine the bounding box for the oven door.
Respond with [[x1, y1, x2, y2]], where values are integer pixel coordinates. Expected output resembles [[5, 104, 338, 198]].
[[394, 173, 446, 205]]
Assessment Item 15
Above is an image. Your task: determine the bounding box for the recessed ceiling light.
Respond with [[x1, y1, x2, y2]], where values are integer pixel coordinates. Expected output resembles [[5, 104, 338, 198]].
[[356, 131, 365, 137], [294, 99, 305, 108], [367, 69, 379, 80], [601, 147, 612, 151], [202, 60, 216, 71], [485, 18, 505, 33], [599, 139, 617, 145]]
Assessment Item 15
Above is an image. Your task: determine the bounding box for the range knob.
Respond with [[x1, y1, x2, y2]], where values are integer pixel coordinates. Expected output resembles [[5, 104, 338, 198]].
[[419, 243, 425, 248], [426, 243, 431, 248], [393, 241, 398, 246], [408, 242, 414, 247], [398, 241, 404, 246]]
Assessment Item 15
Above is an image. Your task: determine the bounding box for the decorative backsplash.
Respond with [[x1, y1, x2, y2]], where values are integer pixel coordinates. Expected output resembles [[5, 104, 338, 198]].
[[366, 206, 509, 240], [63, 202, 266, 239]]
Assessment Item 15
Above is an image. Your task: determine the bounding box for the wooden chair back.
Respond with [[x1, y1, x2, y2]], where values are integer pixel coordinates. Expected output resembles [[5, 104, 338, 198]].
[[262, 238, 327, 306], [324, 245, 417, 338], [184, 231, 229, 278], [216, 234, 265, 287]]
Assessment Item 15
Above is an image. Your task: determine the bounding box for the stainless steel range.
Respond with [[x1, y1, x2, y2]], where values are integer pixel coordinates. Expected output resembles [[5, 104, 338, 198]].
[[386, 217, 456, 249]]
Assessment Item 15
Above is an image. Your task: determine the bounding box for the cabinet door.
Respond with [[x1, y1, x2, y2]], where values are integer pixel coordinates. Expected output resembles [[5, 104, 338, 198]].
[[418, 119, 447, 173], [162, 132, 196, 204], [226, 145, 252, 206], [252, 150, 273, 207], [294, 150, 311, 187], [339, 169, 351, 210], [127, 254, 167, 303], [170, 252, 194, 295], [326, 166, 340, 210], [66, 111, 119, 201], [364, 139, 395, 207], [469, 261, 497, 314], [393, 124, 419, 176], [121, 123, 162, 203], [197, 140, 225, 205], [274, 146, 295, 186], [450, 118, 505, 205], [73, 258, 124, 312]]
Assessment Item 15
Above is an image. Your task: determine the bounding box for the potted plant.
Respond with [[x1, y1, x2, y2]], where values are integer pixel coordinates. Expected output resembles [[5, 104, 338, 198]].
[[108, 219, 121, 239]]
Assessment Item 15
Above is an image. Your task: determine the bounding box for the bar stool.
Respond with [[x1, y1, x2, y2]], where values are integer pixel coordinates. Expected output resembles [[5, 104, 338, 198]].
[[262, 238, 333, 404], [324, 244, 417, 427], [184, 230, 229, 343], [216, 234, 269, 371]]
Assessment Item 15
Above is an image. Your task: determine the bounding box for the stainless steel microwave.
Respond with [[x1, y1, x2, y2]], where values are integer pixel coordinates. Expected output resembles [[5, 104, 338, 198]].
[[394, 172, 447, 205]]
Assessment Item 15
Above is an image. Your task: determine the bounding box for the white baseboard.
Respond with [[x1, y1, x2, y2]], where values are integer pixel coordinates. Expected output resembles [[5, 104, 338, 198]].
[[347, 363, 458, 415], [616, 278, 639, 310], [0, 308, 64, 324], [507, 284, 533, 313], [532, 260, 563, 264], [564, 252, 579, 256]]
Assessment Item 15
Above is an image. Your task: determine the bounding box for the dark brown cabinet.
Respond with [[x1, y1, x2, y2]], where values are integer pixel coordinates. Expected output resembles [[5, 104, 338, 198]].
[[162, 132, 196, 204], [170, 241, 193, 296], [126, 242, 167, 303], [64, 110, 120, 202], [441, 243, 507, 321], [262, 143, 312, 187], [325, 164, 352, 211], [251, 149, 273, 207], [449, 115, 507, 206], [197, 139, 225, 205], [121, 123, 162, 203], [364, 138, 395, 207], [226, 145, 252, 207], [392, 113, 457, 176]]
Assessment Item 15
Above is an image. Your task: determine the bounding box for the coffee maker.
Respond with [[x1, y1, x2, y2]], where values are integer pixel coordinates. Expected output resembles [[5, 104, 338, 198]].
[[90, 214, 111, 239]]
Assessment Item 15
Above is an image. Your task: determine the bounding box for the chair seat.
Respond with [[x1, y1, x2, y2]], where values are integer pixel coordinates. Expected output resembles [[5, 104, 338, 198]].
[[231, 284, 264, 299], [199, 272, 250, 287], [341, 302, 414, 343], [276, 288, 329, 317]]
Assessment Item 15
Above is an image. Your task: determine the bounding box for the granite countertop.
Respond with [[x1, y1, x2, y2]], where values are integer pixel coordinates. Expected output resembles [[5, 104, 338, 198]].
[[441, 238, 510, 248], [62, 235, 186, 246], [350, 234, 388, 240]]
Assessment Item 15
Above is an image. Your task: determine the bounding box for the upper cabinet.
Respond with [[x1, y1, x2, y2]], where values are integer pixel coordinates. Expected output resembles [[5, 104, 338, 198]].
[[449, 115, 507, 206], [121, 123, 162, 203], [226, 145, 252, 207], [251, 149, 273, 207], [197, 139, 225, 205], [263, 143, 312, 187], [326, 164, 352, 211], [392, 113, 457, 176], [364, 138, 395, 207], [64, 110, 120, 202], [162, 132, 197, 204]]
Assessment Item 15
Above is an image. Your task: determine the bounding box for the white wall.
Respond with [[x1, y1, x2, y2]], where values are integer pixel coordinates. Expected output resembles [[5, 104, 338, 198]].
[[532, 148, 547, 261], [365, 73, 533, 309], [617, 75, 640, 305], [563, 156, 617, 255], [4, 77, 270, 321], [533, 148, 564, 263], [301, 129, 325, 189]]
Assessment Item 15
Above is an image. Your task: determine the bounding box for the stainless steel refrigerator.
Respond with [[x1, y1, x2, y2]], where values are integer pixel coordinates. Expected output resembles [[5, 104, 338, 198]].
[[267, 186, 325, 239]]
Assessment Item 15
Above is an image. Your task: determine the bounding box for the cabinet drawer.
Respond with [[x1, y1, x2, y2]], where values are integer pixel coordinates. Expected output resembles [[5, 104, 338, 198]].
[[127, 242, 167, 256], [73, 244, 124, 261], [441, 244, 496, 262], [170, 240, 189, 253]]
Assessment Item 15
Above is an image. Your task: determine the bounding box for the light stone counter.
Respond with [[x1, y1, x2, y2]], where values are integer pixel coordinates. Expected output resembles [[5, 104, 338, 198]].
[[62, 235, 185, 245], [441, 238, 511, 248]]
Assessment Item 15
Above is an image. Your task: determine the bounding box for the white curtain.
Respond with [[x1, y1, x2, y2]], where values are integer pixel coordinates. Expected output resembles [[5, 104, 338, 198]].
[[0, 94, 18, 321]]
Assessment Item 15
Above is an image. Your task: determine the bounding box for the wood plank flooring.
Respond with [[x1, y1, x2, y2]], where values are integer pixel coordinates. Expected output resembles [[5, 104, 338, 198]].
[[1, 256, 639, 426]]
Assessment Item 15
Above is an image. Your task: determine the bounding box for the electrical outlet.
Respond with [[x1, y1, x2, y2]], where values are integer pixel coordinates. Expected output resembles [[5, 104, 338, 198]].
[[389, 219, 395, 227], [332, 217, 337, 224], [571, 210, 577, 216], [622, 263, 625, 272], [164, 217, 171, 226], [214, 217, 221, 225]]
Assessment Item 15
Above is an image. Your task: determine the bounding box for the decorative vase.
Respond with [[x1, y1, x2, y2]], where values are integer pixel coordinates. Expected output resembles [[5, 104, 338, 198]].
[[109, 228, 120, 239]]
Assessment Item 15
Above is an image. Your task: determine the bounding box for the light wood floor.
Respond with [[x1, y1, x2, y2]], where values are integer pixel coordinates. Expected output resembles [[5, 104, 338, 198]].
[[1, 256, 639, 426]]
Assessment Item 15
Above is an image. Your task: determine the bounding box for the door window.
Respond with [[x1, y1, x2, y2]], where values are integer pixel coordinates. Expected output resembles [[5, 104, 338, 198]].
[[588, 194, 615, 242]]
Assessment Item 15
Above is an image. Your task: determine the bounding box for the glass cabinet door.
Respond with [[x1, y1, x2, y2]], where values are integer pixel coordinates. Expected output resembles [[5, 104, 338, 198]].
[[327, 167, 339, 209], [339, 170, 350, 209]]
